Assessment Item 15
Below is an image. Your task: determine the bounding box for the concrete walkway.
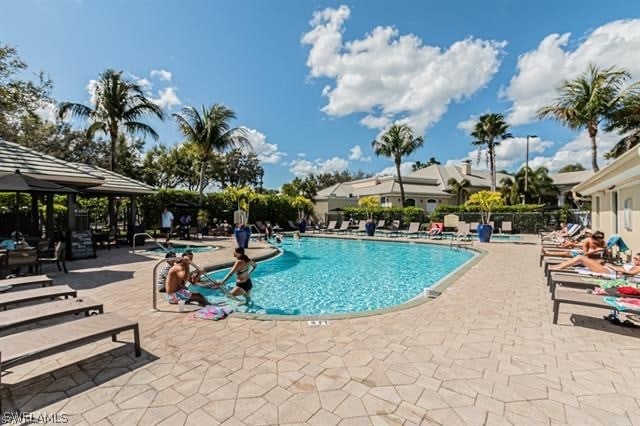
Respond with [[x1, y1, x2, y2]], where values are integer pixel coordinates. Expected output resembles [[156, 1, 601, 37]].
[[2, 236, 640, 425]]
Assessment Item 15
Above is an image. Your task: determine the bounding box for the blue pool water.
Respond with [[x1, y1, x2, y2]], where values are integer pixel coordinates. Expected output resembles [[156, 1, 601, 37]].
[[196, 238, 475, 316]]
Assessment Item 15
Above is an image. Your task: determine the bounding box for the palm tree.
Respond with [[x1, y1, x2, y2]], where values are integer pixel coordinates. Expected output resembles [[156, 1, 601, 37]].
[[57, 69, 164, 172], [411, 156, 440, 171], [372, 124, 424, 206], [470, 113, 512, 192], [527, 166, 557, 204], [537, 64, 637, 171], [499, 176, 521, 205], [447, 178, 471, 205], [605, 92, 640, 159], [173, 104, 247, 204]]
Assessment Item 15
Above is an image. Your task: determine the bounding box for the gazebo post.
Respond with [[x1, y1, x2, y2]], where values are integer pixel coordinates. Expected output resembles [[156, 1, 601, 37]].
[[67, 193, 77, 231], [31, 193, 39, 237], [46, 194, 54, 239], [129, 195, 137, 228]]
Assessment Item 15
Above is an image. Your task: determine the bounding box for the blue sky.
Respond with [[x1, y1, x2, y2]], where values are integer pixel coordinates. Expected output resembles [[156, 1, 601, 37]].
[[2, 0, 639, 189]]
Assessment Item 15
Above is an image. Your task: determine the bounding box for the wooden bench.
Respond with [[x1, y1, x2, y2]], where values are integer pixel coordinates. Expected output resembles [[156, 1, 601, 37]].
[[0, 312, 140, 370], [0, 285, 76, 310], [0, 275, 53, 290], [0, 297, 103, 332]]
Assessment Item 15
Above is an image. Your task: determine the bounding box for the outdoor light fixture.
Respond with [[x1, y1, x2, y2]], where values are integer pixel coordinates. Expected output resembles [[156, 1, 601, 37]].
[[525, 135, 538, 197]]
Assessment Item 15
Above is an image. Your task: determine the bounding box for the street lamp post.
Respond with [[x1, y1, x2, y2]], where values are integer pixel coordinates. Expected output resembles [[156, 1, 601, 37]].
[[525, 134, 537, 202]]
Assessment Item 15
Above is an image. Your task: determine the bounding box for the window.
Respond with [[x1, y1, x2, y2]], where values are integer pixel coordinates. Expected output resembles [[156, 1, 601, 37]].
[[405, 198, 416, 207], [624, 198, 633, 231], [426, 199, 437, 212]]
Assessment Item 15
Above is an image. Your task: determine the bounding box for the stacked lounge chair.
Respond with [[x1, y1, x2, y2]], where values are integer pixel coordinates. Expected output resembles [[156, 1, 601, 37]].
[[0, 274, 141, 376]]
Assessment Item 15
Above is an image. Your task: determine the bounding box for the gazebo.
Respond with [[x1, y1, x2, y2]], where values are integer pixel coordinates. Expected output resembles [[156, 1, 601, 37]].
[[0, 139, 155, 248]]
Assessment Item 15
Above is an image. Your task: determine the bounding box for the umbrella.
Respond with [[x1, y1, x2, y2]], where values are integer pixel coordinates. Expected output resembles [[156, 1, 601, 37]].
[[0, 170, 77, 194]]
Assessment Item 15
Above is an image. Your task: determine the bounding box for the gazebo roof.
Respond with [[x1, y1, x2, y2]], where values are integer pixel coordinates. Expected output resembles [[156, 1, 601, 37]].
[[0, 139, 155, 195]]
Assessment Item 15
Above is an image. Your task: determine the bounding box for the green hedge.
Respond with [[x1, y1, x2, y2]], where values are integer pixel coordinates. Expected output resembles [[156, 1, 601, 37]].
[[138, 189, 299, 228], [341, 206, 427, 225], [429, 203, 545, 220]]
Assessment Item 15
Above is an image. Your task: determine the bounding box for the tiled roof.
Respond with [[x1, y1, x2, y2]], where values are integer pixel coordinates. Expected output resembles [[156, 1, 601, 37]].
[[0, 139, 155, 195]]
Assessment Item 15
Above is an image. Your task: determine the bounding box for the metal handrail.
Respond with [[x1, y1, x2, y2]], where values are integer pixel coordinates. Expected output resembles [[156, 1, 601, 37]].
[[133, 232, 166, 253]]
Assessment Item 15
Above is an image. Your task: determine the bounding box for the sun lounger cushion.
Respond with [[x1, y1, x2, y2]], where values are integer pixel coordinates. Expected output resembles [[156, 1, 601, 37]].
[[0, 275, 52, 289]]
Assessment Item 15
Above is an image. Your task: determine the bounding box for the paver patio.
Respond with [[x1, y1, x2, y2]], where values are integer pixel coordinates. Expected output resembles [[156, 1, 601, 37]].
[[2, 235, 640, 425]]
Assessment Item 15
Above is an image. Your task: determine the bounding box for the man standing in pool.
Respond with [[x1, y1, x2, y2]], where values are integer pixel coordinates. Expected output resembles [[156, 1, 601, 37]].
[[215, 247, 256, 305]]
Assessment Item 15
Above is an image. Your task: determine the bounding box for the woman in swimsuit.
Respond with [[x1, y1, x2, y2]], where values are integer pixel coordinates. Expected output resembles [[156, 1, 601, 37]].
[[544, 231, 607, 258], [217, 247, 257, 304], [550, 252, 640, 277]]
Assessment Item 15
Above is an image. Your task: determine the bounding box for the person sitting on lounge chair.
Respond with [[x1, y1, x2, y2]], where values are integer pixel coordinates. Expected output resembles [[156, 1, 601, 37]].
[[165, 253, 210, 307], [428, 223, 443, 238], [550, 252, 640, 277], [544, 231, 607, 258]]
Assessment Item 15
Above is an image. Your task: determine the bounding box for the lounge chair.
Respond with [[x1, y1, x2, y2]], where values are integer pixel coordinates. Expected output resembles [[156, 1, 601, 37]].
[[287, 220, 297, 230], [329, 222, 350, 234], [396, 222, 422, 238], [552, 288, 639, 325], [0, 285, 77, 310], [469, 222, 479, 233], [0, 312, 141, 371], [0, 274, 52, 290], [0, 297, 103, 332], [377, 220, 400, 237], [349, 220, 367, 235], [450, 223, 473, 248], [376, 219, 386, 229], [500, 221, 512, 234], [320, 221, 337, 233], [427, 222, 444, 240]]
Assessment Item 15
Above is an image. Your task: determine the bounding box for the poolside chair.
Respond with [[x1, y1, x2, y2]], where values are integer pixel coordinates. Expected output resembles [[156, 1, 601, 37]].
[[0, 275, 52, 290], [0, 297, 104, 332], [0, 285, 77, 310], [376, 219, 386, 229], [450, 223, 472, 248], [552, 288, 640, 325], [287, 220, 297, 230], [427, 222, 444, 239], [329, 222, 350, 234], [469, 222, 479, 233], [37, 241, 67, 274], [377, 220, 400, 237], [396, 222, 422, 238], [320, 221, 337, 233], [0, 312, 141, 372], [349, 220, 367, 235], [500, 221, 513, 234]]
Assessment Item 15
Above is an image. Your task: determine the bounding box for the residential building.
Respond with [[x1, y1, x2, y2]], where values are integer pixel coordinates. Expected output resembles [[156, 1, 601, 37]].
[[573, 146, 640, 253]]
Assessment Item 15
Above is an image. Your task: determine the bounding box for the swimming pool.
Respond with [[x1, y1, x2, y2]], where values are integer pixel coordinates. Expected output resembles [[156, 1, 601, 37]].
[[196, 238, 476, 317]]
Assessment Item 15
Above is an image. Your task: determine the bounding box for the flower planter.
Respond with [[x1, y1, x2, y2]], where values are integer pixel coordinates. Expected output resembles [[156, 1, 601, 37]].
[[477, 223, 493, 243], [365, 222, 376, 236]]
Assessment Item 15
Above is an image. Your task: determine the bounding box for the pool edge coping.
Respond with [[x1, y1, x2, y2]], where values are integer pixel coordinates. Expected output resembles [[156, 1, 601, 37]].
[[222, 235, 488, 321]]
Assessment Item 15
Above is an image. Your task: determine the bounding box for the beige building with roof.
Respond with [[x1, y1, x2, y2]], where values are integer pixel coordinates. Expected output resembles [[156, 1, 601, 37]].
[[314, 161, 593, 220], [573, 146, 640, 253]]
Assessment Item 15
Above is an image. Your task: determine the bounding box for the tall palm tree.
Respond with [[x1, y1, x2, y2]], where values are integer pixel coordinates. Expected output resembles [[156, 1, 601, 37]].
[[470, 113, 512, 192], [173, 104, 247, 204], [57, 69, 164, 172], [537, 64, 637, 171], [605, 92, 640, 159], [447, 178, 471, 205], [372, 124, 424, 207], [527, 166, 557, 204]]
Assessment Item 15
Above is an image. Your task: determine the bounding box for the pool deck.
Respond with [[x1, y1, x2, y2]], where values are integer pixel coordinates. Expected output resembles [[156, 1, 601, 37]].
[[3, 234, 640, 425]]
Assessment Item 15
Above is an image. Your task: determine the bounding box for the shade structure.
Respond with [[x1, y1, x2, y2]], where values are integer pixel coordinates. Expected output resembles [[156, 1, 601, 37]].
[[0, 170, 77, 194]]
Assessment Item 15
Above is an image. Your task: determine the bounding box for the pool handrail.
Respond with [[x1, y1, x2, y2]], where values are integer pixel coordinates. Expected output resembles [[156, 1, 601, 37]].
[[133, 232, 166, 253]]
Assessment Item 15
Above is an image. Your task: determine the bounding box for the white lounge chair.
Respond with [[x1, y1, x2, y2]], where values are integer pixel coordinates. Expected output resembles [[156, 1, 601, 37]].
[[450, 223, 473, 248], [396, 222, 422, 238], [500, 221, 512, 234]]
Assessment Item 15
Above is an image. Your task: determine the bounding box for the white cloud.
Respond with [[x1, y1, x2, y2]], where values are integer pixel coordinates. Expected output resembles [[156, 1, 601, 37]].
[[527, 131, 619, 172], [348, 145, 371, 162], [504, 19, 640, 125], [129, 73, 153, 91], [86, 79, 98, 105], [301, 5, 506, 134], [289, 156, 349, 177], [151, 87, 181, 110], [236, 127, 286, 164], [377, 161, 414, 177], [456, 117, 478, 133], [297, 153, 307, 157], [446, 136, 555, 171], [150, 69, 173, 82]]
